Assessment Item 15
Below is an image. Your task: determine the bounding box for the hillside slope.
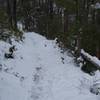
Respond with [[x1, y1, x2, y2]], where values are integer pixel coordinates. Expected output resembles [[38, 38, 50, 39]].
[[0, 32, 99, 100]]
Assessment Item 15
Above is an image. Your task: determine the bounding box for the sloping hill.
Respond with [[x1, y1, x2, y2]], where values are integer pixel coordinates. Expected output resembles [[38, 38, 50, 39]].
[[0, 32, 99, 100]]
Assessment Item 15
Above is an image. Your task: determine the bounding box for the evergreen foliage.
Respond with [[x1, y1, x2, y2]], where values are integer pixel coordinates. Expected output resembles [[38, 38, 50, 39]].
[[0, 0, 100, 60]]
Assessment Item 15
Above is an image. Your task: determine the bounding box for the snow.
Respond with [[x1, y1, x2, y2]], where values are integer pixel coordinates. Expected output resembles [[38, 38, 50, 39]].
[[17, 22, 23, 32], [90, 2, 100, 9], [81, 49, 100, 67], [95, 2, 100, 9], [0, 32, 100, 100]]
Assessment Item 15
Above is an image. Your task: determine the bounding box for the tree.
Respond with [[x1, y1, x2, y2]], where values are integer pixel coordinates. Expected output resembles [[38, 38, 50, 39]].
[[7, 0, 17, 30]]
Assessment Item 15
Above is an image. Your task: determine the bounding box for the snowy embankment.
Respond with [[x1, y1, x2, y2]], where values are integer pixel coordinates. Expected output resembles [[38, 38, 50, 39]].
[[0, 32, 100, 100]]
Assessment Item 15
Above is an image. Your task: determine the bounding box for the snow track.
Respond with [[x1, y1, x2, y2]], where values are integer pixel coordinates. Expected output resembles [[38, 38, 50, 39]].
[[0, 32, 99, 100]]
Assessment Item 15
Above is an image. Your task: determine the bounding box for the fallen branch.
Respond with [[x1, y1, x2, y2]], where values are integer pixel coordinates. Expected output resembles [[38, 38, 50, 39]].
[[81, 49, 100, 69]]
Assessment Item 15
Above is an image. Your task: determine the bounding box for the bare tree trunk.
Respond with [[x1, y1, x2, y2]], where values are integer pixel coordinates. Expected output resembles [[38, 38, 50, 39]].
[[75, 0, 79, 24], [49, 0, 53, 18], [75, 0, 81, 56], [96, 43, 100, 59], [91, 0, 95, 24], [13, 0, 17, 29], [7, 0, 12, 28], [64, 9, 68, 33], [6, 0, 17, 29]]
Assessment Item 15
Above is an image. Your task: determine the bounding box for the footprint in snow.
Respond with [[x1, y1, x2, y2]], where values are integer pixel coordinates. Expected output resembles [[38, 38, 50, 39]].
[[61, 57, 65, 64]]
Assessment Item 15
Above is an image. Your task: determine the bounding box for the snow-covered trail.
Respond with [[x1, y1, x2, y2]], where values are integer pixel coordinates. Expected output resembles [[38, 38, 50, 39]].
[[0, 32, 99, 100]]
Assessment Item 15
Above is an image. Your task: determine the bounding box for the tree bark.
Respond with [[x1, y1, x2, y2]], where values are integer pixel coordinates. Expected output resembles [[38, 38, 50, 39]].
[[6, 0, 17, 29], [13, 0, 17, 29], [7, 0, 12, 28], [96, 43, 100, 59], [64, 9, 68, 33]]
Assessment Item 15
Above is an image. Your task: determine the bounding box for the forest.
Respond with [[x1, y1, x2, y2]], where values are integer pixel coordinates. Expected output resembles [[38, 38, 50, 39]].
[[0, 0, 100, 100], [0, 0, 100, 71]]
